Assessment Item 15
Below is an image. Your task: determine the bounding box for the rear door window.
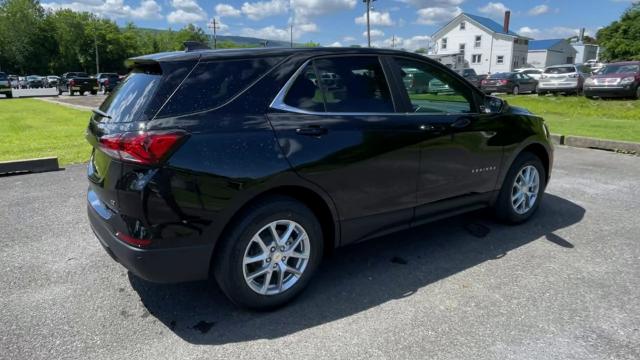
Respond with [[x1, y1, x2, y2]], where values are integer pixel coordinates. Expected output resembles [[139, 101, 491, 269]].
[[283, 64, 325, 112], [313, 56, 394, 113], [158, 57, 283, 117]]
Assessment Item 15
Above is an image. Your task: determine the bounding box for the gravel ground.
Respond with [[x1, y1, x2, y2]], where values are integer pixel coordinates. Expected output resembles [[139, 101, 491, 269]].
[[0, 146, 638, 360]]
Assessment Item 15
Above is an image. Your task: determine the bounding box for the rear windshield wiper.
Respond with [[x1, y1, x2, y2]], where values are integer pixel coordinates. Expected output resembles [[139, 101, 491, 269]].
[[92, 108, 111, 119]]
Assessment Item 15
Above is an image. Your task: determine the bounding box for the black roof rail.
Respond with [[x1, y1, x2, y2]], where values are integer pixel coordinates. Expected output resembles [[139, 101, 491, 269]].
[[183, 41, 211, 52]]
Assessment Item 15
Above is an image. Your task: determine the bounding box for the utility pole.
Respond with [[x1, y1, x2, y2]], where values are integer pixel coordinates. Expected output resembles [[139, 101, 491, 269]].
[[94, 28, 99, 74], [208, 18, 219, 49], [290, 23, 293, 48], [391, 35, 395, 48], [362, 0, 376, 47]]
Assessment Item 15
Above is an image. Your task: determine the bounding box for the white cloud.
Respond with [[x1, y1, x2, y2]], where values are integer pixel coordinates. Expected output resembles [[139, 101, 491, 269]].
[[343, 36, 356, 42], [239, 25, 290, 41], [355, 10, 395, 26], [215, 3, 240, 17], [416, 6, 462, 25], [518, 26, 594, 39], [528, 4, 549, 16], [363, 29, 385, 38], [372, 35, 432, 51], [167, 0, 206, 23], [42, 0, 162, 20], [478, 2, 509, 21], [241, 0, 288, 20], [327, 41, 343, 47]]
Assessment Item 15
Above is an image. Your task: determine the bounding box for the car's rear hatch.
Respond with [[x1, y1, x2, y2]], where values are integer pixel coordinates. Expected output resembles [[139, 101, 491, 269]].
[[86, 59, 196, 219]]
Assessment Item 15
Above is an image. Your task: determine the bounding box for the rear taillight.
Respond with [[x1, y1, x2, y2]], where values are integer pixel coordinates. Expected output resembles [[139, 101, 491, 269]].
[[104, 79, 110, 86], [481, 79, 487, 85], [69, 79, 75, 86], [498, 80, 508, 85], [98, 131, 187, 165], [116, 232, 151, 247]]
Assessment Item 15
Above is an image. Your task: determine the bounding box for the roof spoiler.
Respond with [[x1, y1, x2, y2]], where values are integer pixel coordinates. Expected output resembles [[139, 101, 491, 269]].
[[184, 41, 210, 52]]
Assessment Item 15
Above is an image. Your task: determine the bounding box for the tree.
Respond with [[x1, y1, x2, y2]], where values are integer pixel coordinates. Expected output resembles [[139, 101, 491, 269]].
[[0, 0, 53, 73], [597, 2, 640, 61], [300, 41, 320, 48], [414, 48, 427, 54]]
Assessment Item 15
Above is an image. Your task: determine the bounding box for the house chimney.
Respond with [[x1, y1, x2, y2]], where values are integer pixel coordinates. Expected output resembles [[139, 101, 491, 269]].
[[503, 11, 511, 33]]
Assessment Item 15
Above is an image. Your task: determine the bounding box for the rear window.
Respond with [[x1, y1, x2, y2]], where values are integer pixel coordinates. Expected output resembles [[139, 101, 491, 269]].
[[488, 73, 513, 79], [158, 57, 283, 117], [544, 66, 575, 74]]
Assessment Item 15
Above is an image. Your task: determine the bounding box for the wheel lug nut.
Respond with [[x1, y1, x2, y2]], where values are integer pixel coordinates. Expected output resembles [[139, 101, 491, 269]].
[[266, 258, 271, 263], [270, 247, 275, 252], [280, 246, 285, 251], [282, 256, 286, 261], [273, 264, 277, 269]]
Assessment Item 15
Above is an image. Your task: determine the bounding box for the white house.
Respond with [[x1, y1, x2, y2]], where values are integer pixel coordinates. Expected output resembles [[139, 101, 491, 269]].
[[430, 12, 529, 75], [527, 39, 578, 68]]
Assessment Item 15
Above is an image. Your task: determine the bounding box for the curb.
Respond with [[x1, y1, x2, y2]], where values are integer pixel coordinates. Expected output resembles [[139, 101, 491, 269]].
[[0, 157, 60, 175], [551, 133, 639, 154]]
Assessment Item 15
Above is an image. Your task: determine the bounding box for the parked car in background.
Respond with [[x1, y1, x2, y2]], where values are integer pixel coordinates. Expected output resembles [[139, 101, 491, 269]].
[[96, 73, 120, 93], [8, 75, 19, 88], [403, 67, 431, 93], [58, 72, 99, 96], [585, 60, 605, 74], [480, 72, 538, 95], [0, 72, 13, 98], [515, 68, 544, 80], [87, 47, 553, 310], [456, 68, 481, 87], [26, 75, 44, 88], [45, 75, 60, 88], [583, 61, 640, 99], [18, 76, 28, 89], [537, 64, 590, 95]]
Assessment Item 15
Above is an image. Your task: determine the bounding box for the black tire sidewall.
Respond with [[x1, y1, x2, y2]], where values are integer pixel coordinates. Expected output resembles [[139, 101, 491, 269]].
[[213, 197, 323, 310], [496, 152, 546, 224]]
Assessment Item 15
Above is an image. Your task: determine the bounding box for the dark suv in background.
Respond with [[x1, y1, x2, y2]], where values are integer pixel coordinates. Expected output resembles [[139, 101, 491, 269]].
[[0, 72, 13, 98], [87, 47, 553, 309]]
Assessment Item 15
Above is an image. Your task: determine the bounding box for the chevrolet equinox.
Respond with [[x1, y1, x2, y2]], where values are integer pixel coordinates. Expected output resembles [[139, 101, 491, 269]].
[[87, 47, 553, 309]]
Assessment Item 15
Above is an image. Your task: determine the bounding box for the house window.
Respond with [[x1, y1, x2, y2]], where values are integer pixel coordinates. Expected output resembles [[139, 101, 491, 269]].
[[460, 21, 466, 30], [472, 54, 482, 64], [441, 38, 447, 50], [474, 35, 481, 48], [496, 55, 504, 64], [459, 43, 465, 54]]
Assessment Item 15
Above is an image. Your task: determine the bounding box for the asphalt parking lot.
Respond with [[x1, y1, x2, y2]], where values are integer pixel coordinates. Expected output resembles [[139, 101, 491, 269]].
[[1, 146, 639, 360]]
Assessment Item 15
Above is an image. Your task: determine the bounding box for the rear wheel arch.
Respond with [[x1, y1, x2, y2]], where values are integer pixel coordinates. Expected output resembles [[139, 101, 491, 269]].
[[209, 184, 339, 272]]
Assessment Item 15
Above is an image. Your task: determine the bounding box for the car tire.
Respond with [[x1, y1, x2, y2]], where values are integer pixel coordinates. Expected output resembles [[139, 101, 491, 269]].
[[57, 87, 62, 96], [495, 152, 546, 224], [537, 91, 546, 96], [90, 91, 97, 95], [6, 92, 13, 99], [69, 90, 74, 96], [634, 85, 640, 100], [512, 86, 519, 95], [213, 196, 323, 310]]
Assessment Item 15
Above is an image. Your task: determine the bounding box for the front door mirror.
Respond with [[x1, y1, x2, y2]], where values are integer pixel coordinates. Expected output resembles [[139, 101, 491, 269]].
[[483, 96, 505, 114]]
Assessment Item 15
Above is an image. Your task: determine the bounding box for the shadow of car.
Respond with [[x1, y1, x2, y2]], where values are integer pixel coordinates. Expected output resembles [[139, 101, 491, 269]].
[[128, 193, 584, 345]]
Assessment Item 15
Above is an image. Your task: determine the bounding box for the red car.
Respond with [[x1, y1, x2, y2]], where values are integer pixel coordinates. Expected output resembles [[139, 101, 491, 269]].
[[584, 61, 640, 99]]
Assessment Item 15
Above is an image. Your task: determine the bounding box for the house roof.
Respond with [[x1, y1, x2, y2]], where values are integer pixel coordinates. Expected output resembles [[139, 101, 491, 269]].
[[528, 39, 565, 51], [463, 13, 519, 36]]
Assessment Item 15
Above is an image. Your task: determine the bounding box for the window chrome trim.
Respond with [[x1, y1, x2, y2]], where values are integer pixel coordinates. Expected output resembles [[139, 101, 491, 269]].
[[269, 56, 402, 116]]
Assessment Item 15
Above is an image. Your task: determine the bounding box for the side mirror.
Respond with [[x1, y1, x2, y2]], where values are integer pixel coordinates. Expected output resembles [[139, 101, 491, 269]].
[[483, 96, 505, 114]]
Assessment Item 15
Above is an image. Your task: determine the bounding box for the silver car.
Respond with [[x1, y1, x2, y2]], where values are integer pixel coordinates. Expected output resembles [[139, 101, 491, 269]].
[[515, 68, 543, 81], [537, 64, 590, 95]]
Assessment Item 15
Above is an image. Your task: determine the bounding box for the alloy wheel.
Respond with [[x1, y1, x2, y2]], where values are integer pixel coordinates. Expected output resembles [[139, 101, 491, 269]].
[[511, 165, 540, 215], [242, 220, 311, 296]]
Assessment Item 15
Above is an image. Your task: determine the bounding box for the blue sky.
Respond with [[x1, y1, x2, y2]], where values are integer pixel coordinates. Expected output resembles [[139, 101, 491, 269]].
[[41, 0, 635, 49]]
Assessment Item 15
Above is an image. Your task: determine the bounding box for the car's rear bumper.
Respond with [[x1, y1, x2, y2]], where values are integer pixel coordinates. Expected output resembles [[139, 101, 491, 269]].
[[537, 82, 579, 91], [88, 196, 212, 283], [481, 85, 511, 93], [584, 86, 636, 98]]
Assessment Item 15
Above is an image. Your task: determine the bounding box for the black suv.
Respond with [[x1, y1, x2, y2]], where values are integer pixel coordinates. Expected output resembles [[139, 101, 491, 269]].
[[87, 47, 553, 309], [0, 72, 13, 98]]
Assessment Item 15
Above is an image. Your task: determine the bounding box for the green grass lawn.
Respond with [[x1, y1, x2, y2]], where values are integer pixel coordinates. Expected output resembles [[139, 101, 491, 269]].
[[500, 95, 640, 143], [0, 99, 91, 165]]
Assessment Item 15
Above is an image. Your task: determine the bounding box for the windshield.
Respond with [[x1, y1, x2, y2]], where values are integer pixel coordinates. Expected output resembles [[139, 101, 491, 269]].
[[545, 66, 575, 74], [601, 64, 640, 74], [488, 73, 513, 79]]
